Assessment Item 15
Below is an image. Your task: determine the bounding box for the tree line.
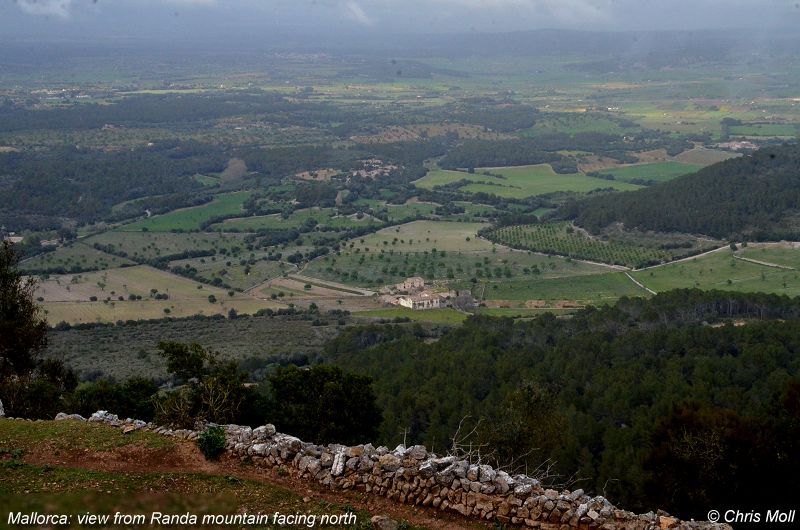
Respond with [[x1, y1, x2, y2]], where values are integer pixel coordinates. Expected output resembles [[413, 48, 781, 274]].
[[559, 143, 800, 240]]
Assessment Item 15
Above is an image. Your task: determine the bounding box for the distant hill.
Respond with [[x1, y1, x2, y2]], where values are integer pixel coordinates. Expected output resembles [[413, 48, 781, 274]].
[[559, 143, 800, 240]]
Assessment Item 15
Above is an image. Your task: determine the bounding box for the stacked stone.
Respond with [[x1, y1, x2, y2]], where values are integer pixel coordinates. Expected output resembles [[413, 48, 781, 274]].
[[52, 412, 730, 530]]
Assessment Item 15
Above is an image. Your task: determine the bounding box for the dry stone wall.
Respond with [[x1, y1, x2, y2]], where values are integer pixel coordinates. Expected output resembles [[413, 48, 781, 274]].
[[46, 411, 730, 530]]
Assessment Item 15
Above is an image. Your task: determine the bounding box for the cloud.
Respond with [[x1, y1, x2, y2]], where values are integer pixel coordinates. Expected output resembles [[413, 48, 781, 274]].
[[11, 0, 217, 18], [14, 0, 74, 18], [345, 1, 374, 26]]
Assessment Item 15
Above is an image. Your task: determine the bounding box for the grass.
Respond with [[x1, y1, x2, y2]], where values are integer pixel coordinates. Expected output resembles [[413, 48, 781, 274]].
[[352, 199, 440, 222], [736, 246, 800, 269], [21, 243, 136, 274], [0, 420, 428, 530], [354, 307, 468, 324], [415, 165, 640, 199], [522, 112, 639, 136], [34, 265, 280, 324], [599, 162, 702, 183], [632, 249, 800, 296], [84, 231, 249, 262], [120, 191, 254, 232], [0, 420, 175, 452], [729, 123, 798, 137], [351, 221, 492, 252], [169, 255, 291, 291], [214, 207, 380, 232], [470, 272, 645, 304], [675, 148, 740, 166]]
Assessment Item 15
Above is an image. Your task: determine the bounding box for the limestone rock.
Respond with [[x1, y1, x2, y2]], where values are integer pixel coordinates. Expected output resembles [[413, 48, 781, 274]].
[[89, 410, 120, 424], [370, 516, 398, 530], [406, 444, 427, 460], [379, 453, 402, 471], [419, 461, 436, 478], [659, 515, 679, 529], [253, 424, 276, 439], [331, 451, 346, 476], [478, 464, 495, 483], [55, 413, 85, 421]]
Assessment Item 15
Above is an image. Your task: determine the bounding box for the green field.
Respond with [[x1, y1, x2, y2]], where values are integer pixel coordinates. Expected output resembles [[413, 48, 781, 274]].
[[352, 199, 440, 222], [214, 207, 380, 232], [306, 243, 610, 288], [729, 123, 799, 137], [469, 272, 645, 304], [415, 165, 641, 198], [489, 223, 681, 268], [21, 243, 136, 273], [120, 191, 254, 232], [169, 254, 290, 290], [601, 162, 702, 183], [632, 249, 800, 296], [522, 112, 639, 136], [736, 246, 800, 268], [352, 220, 492, 252], [84, 231, 249, 262]]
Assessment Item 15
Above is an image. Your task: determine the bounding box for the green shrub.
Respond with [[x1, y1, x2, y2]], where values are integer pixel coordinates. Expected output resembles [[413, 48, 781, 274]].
[[197, 426, 226, 460]]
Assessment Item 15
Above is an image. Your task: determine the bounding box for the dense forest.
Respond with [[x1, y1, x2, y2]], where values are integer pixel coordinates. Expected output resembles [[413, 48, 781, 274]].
[[560, 143, 800, 239], [0, 141, 223, 229], [323, 289, 800, 518]]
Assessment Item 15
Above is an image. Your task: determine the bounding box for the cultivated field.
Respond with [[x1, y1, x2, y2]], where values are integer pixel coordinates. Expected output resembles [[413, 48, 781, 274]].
[[522, 113, 639, 136], [467, 271, 645, 304], [352, 199, 439, 221], [33, 265, 281, 324], [350, 220, 492, 252], [488, 223, 681, 268], [213, 207, 380, 232], [302, 220, 613, 288], [675, 147, 740, 166], [415, 165, 640, 198], [84, 231, 249, 262], [120, 191, 254, 232], [599, 161, 702, 183], [169, 254, 291, 290], [21, 243, 135, 273], [632, 248, 800, 296]]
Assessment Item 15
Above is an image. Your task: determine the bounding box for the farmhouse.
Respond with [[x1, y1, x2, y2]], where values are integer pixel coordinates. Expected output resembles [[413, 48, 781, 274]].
[[1, 227, 23, 244], [397, 276, 425, 292], [397, 291, 442, 310]]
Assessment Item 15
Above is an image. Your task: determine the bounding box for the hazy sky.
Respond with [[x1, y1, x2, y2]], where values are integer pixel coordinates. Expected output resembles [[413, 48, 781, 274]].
[[3, 0, 800, 39]]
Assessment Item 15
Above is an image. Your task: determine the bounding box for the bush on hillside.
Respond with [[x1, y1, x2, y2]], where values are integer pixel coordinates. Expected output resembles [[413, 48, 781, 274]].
[[197, 426, 226, 460]]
